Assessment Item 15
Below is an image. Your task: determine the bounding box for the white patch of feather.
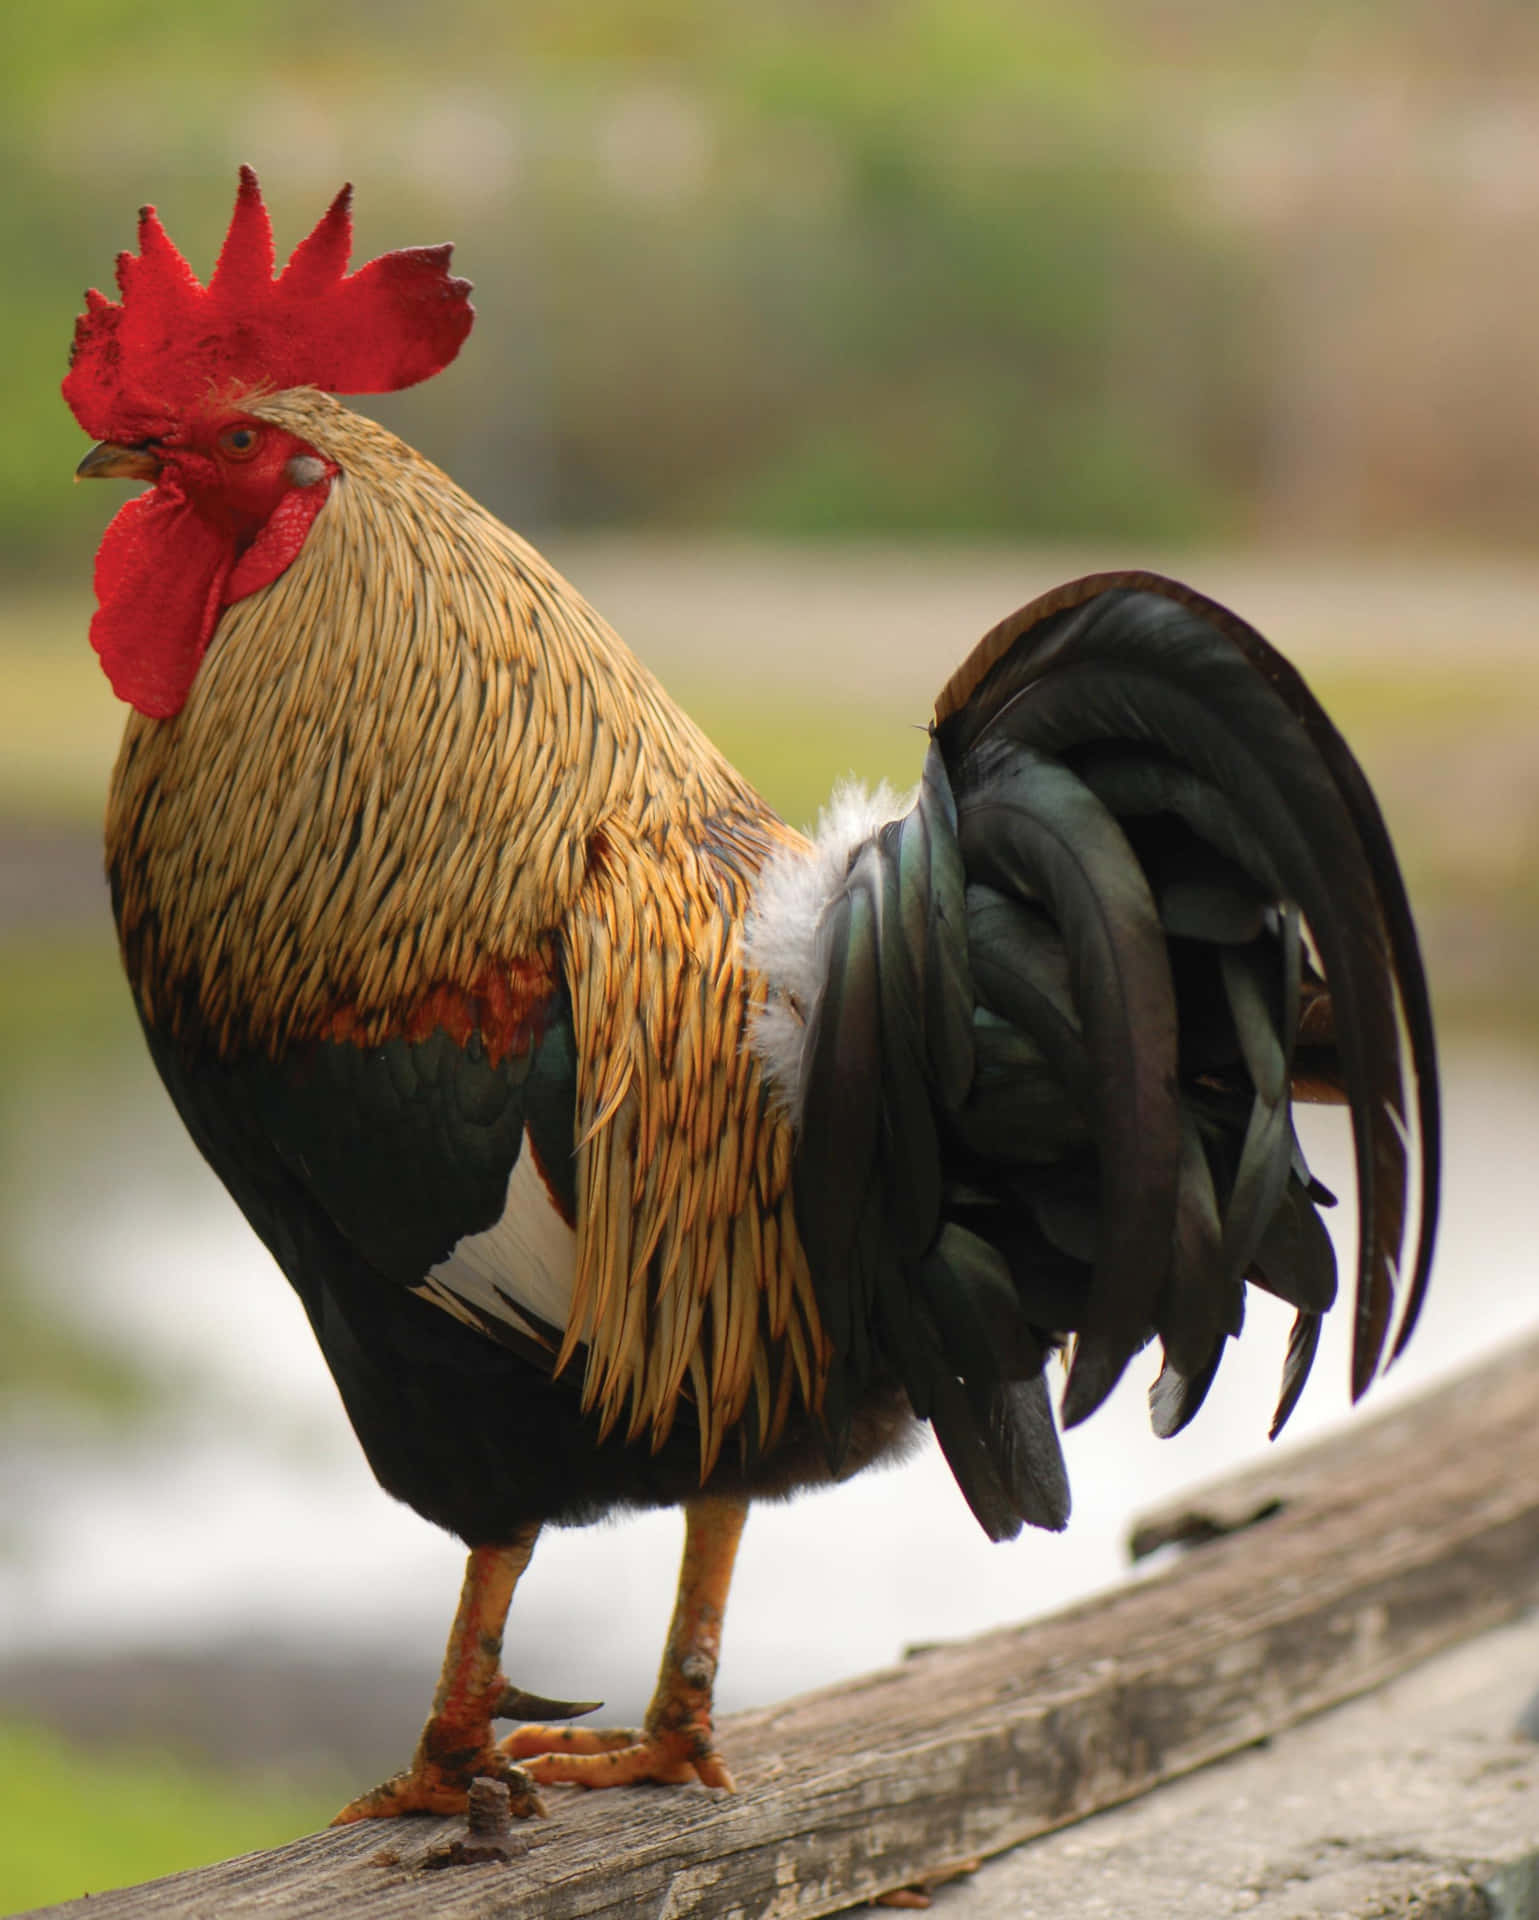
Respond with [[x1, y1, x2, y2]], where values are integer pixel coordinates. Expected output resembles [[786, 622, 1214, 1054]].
[[422, 1143, 576, 1341], [745, 778, 911, 1122]]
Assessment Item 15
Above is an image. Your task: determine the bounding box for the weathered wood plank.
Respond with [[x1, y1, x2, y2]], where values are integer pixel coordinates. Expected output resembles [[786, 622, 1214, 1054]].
[[22, 1332, 1539, 1920], [936, 1609, 1539, 1917]]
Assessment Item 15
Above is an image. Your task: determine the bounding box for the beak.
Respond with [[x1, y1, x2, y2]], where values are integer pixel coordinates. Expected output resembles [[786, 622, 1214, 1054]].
[[75, 441, 161, 483]]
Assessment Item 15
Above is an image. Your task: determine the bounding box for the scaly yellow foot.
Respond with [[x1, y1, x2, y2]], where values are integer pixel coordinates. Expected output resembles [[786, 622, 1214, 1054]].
[[329, 1671, 595, 1823], [500, 1496, 747, 1794], [330, 1531, 596, 1825]]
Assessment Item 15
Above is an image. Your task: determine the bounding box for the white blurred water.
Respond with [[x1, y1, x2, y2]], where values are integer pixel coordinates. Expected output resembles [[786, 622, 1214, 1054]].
[[0, 1044, 1533, 1721]]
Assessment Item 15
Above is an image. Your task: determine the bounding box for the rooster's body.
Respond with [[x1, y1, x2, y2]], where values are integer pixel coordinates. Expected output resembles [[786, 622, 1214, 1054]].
[[68, 176, 1438, 1818], [110, 387, 909, 1543]]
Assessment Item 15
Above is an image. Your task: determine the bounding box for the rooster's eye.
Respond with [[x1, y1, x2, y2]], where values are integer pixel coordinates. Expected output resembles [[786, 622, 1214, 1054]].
[[217, 423, 262, 462]]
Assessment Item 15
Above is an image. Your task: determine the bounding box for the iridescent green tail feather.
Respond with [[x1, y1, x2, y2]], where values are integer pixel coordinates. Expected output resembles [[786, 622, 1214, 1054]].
[[782, 574, 1439, 1541]]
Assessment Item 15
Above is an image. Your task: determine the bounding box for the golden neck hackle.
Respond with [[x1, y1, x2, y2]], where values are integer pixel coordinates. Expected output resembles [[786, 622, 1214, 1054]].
[[106, 389, 776, 1058]]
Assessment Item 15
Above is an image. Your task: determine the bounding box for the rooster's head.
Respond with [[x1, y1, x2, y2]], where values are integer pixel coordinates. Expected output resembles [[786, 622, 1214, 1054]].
[[64, 168, 473, 718]]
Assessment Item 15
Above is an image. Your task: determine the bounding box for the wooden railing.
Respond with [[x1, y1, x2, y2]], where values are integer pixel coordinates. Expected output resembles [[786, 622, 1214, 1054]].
[[24, 1334, 1539, 1919]]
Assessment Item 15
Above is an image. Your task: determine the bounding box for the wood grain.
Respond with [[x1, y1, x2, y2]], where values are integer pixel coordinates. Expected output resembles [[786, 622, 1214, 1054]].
[[23, 1332, 1539, 1919]]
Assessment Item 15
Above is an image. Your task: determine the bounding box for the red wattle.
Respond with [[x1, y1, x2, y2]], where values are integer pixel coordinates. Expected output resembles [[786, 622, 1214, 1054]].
[[91, 484, 234, 719], [90, 474, 334, 720], [224, 476, 333, 602]]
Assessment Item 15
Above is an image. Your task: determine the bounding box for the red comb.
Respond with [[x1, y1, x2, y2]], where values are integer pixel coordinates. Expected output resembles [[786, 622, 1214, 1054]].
[[63, 167, 474, 442]]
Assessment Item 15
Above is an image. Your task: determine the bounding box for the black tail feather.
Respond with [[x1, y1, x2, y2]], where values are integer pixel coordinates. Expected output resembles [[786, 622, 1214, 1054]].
[[786, 572, 1438, 1540], [1270, 1309, 1324, 1439], [938, 579, 1435, 1396], [954, 743, 1181, 1423]]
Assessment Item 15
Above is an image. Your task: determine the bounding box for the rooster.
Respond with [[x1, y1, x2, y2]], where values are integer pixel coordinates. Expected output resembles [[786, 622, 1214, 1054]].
[[65, 172, 1438, 1823]]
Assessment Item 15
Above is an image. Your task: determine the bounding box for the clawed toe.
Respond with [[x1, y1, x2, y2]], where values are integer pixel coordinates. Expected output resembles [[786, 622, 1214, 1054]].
[[333, 1503, 746, 1823], [502, 1723, 734, 1790]]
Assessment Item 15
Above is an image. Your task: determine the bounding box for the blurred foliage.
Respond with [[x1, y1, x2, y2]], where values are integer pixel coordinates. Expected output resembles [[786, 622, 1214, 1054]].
[[0, 594, 122, 821], [17, 0, 1539, 563], [1312, 665, 1539, 1045], [0, 931, 134, 1075], [671, 675, 923, 828], [0, 1719, 334, 1911], [0, 1270, 152, 1417], [0, 931, 154, 1416], [4, 0, 1281, 566]]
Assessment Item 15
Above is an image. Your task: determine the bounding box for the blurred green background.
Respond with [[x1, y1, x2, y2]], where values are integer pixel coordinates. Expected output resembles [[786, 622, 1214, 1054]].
[[15, 0, 1539, 561], [5, 0, 1539, 1909]]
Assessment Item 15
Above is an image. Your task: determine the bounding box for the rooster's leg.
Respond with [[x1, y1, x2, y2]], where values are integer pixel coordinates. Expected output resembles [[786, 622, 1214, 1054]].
[[331, 1526, 593, 1823], [500, 1494, 747, 1790]]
